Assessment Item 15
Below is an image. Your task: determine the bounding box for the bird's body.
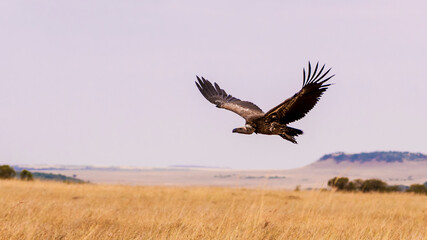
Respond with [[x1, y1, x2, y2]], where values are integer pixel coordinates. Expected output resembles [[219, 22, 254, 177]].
[[231, 113, 304, 143], [196, 62, 334, 143]]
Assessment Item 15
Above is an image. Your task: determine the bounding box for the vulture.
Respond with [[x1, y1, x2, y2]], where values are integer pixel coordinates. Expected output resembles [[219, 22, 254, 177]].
[[195, 62, 334, 143]]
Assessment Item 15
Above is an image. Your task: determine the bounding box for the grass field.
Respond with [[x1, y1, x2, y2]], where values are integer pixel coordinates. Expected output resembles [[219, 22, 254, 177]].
[[1, 180, 426, 240]]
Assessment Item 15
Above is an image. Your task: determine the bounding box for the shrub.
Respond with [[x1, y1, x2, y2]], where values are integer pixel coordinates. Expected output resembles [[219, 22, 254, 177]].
[[328, 177, 349, 190], [360, 179, 387, 192], [344, 181, 357, 191], [0, 165, 16, 179], [407, 184, 427, 194], [352, 179, 365, 190], [20, 170, 34, 181], [327, 176, 426, 194]]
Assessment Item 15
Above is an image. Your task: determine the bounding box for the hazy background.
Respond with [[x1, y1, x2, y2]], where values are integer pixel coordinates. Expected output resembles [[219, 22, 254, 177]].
[[1, 1, 426, 169]]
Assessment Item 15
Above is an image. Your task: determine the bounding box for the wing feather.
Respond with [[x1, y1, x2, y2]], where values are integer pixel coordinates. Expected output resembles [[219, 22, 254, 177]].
[[196, 76, 264, 121], [263, 62, 334, 125]]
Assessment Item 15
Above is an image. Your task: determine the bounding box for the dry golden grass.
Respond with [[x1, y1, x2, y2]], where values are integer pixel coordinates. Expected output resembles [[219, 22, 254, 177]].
[[1, 180, 426, 240]]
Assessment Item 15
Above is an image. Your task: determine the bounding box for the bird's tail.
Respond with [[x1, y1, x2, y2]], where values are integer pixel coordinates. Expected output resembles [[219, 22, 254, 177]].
[[279, 127, 303, 144], [285, 126, 303, 136]]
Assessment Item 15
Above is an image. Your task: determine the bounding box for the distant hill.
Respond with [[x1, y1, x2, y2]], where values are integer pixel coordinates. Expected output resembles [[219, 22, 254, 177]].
[[319, 151, 427, 163]]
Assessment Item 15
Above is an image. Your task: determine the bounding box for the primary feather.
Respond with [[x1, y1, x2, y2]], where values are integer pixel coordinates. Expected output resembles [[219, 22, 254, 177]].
[[263, 62, 333, 125]]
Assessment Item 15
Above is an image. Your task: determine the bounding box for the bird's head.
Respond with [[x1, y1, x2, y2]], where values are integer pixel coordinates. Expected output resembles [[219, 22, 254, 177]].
[[232, 128, 241, 133], [232, 126, 254, 135]]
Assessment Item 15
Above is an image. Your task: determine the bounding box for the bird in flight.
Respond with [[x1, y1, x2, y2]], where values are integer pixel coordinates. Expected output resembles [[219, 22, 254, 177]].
[[195, 62, 334, 143]]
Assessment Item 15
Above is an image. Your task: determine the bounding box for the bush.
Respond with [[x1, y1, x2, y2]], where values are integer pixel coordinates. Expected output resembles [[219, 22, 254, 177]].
[[328, 177, 349, 190], [327, 176, 426, 194], [344, 181, 357, 191], [360, 179, 387, 192], [351, 179, 363, 188], [407, 184, 427, 194], [20, 170, 34, 181], [0, 165, 16, 179]]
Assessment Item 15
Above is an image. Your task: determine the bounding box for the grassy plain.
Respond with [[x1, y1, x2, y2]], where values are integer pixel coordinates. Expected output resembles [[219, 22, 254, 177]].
[[1, 180, 426, 240]]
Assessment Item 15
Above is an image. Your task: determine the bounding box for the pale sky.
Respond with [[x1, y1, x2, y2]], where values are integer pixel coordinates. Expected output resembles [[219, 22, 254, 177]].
[[1, 1, 427, 169]]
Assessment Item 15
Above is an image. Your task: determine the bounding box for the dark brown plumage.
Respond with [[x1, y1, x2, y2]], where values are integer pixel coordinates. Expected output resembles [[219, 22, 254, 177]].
[[195, 62, 334, 143]]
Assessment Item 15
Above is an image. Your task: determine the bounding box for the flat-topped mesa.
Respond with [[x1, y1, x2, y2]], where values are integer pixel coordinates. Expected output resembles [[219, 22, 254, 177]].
[[319, 151, 427, 164]]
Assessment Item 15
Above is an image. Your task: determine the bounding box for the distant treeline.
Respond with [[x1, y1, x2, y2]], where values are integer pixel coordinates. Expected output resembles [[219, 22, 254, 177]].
[[328, 177, 427, 194], [0, 165, 86, 183], [31, 172, 86, 183]]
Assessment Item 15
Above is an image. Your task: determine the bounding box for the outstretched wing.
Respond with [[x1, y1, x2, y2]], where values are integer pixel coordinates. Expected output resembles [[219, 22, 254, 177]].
[[196, 76, 264, 121], [263, 62, 334, 125]]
